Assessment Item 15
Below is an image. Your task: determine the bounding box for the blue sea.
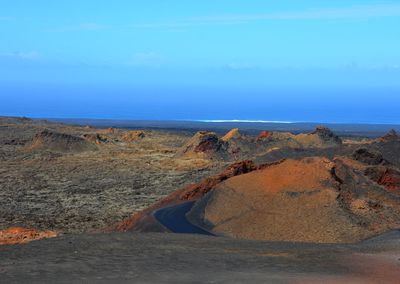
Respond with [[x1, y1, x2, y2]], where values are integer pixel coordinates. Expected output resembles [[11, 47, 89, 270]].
[[1, 82, 400, 124]]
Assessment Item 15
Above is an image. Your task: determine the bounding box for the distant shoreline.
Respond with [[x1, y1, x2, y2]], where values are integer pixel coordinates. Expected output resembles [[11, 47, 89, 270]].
[[6, 116, 395, 138]]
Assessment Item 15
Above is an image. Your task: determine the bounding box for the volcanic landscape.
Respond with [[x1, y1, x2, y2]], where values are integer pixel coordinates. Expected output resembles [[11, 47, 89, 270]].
[[1, 116, 400, 283]]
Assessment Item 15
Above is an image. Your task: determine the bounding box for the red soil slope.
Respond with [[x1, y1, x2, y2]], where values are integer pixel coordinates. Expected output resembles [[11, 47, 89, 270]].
[[0, 227, 57, 245], [186, 157, 400, 243]]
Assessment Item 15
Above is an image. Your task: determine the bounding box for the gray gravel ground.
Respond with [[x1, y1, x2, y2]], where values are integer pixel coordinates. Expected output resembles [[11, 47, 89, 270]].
[[0, 231, 399, 283]]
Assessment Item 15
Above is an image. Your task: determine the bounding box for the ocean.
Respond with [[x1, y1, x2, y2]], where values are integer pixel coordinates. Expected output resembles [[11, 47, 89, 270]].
[[1, 82, 400, 124]]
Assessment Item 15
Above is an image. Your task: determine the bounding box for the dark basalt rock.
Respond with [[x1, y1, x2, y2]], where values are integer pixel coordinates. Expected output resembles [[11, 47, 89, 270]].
[[352, 148, 384, 165], [313, 126, 342, 144], [365, 166, 400, 193], [381, 129, 399, 142]]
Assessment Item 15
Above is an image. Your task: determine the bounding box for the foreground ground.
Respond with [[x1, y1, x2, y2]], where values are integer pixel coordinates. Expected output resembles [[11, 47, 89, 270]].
[[1, 232, 399, 283]]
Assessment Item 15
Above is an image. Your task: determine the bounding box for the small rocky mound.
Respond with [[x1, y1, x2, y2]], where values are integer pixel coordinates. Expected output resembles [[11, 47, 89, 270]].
[[0, 227, 57, 245], [120, 131, 145, 142], [294, 126, 342, 148], [352, 148, 384, 165], [381, 129, 399, 142], [176, 131, 228, 160], [257, 130, 273, 140], [105, 127, 116, 134], [28, 129, 97, 153], [222, 128, 241, 142], [314, 126, 342, 143], [365, 166, 400, 193], [221, 128, 256, 159], [82, 133, 109, 144]]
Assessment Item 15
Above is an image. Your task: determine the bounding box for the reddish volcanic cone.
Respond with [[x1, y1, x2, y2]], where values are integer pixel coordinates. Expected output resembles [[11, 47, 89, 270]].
[[109, 160, 260, 232], [186, 157, 400, 243], [176, 131, 229, 160]]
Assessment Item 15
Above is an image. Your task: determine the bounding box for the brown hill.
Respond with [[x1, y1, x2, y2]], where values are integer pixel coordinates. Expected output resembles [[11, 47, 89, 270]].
[[370, 131, 400, 168], [120, 130, 145, 142], [28, 129, 97, 153], [290, 126, 342, 148], [176, 131, 229, 160], [109, 160, 259, 232], [186, 157, 400, 243], [222, 128, 257, 160], [257, 130, 273, 140], [221, 128, 241, 141], [381, 129, 399, 142]]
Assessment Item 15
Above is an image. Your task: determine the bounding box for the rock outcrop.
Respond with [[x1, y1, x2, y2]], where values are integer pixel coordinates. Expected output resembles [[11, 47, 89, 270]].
[[294, 126, 342, 148], [0, 227, 57, 245], [381, 129, 399, 142], [257, 130, 273, 140], [82, 133, 109, 144], [222, 128, 256, 160], [120, 130, 145, 142], [221, 128, 241, 142], [365, 166, 400, 193], [176, 131, 229, 160], [352, 148, 384, 165]]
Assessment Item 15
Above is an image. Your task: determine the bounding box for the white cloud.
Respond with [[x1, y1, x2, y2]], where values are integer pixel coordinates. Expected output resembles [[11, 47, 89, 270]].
[[131, 3, 400, 29]]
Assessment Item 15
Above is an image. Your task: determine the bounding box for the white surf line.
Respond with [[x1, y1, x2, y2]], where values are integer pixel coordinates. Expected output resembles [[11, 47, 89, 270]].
[[196, 119, 294, 124]]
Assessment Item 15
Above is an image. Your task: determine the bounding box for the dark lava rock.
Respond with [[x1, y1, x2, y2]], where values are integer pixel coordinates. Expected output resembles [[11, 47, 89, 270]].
[[381, 129, 399, 142], [313, 126, 342, 144], [352, 148, 384, 165], [365, 166, 400, 193]]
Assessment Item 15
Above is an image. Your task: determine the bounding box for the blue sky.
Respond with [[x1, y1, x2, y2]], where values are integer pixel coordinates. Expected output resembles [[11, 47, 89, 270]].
[[1, 1, 400, 122]]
